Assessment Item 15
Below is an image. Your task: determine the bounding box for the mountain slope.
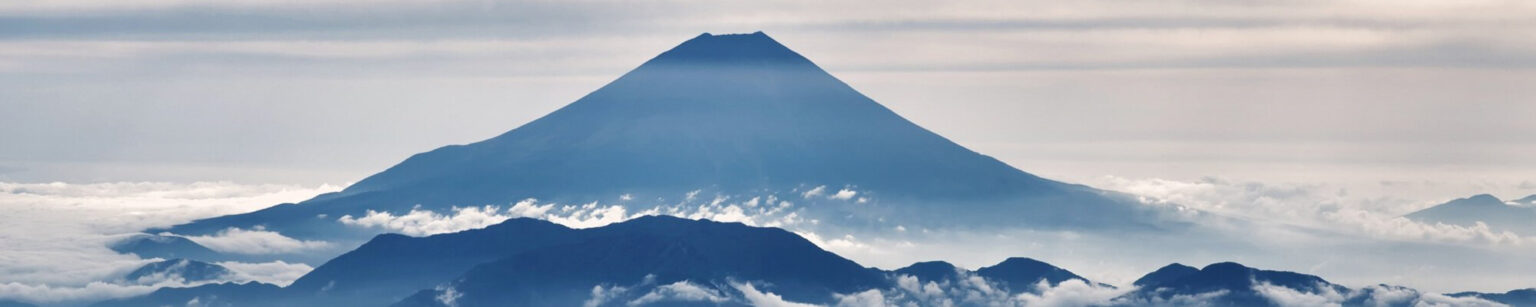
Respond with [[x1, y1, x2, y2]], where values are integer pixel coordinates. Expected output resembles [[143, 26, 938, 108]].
[[1120, 262, 1348, 306], [1450, 288, 1536, 307], [893, 261, 962, 283], [160, 31, 1167, 246], [90, 282, 281, 307], [393, 215, 887, 306], [975, 257, 1098, 292], [280, 218, 582, 306], [123, 259, 231, 284], [1131, 263, 1199, 288], [1406, 194, 1536, 235], [110, 234, 227, 262]]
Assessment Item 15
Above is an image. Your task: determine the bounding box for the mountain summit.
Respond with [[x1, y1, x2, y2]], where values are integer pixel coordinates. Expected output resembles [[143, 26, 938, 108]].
[[162, 32, 1165, 245]]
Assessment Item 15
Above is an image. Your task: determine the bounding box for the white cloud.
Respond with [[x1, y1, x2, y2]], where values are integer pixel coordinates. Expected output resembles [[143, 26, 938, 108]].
[[829, 188, 857, 200], [1414, 293, 1507, 307], [1016, 279, 1126, 307], [338, 200, 550, 236], [832, 289, 885, 307], [337, 190, 823, 234], [730, 282, 820, 307], [1093, 176, 1533, 246], [435, 284, 462, 307], [585, 284, 630, 307], [794, 231, 878, 256], [835, 271, 1127, 307], [216, 261, 313, 287], [801, 186, 826, 199], [0, 181, 336, 304], [1253, 282, 1346, 307], [183, 226, 331, 255], [626, 281, 730, 306]]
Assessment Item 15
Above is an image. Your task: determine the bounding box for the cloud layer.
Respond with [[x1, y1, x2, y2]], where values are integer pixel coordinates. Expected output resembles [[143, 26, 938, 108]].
[[0, 181, 336, 303]]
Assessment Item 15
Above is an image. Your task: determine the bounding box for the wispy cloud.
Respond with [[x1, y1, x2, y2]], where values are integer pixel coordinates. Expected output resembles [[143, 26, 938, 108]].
[[182, 227, 331, 255]]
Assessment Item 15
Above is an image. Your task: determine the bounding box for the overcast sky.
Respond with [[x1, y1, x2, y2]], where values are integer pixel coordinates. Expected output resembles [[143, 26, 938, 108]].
[[2, 0, 1534, 202]]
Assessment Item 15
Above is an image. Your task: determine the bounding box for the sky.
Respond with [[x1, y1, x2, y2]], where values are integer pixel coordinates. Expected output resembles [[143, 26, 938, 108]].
[[2, 0, 1536, 303], [2, 0, 1533, 200]]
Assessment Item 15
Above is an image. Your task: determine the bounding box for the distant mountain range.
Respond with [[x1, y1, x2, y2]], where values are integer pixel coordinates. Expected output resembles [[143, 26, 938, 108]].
[[1406, 194, 1536, 235], [91, 216, 1532, 306]]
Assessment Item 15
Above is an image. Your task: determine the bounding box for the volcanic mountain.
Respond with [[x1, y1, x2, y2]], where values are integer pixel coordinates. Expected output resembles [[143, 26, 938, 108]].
[[159, 32, 1166, 246]]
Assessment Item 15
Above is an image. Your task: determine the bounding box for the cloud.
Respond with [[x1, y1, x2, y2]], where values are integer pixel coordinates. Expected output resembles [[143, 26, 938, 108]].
[[829, 188, 857, 200], [338, 200, 551, 236], [1243, 282, 1508, 307], [1252, 282, 1347, 307], [801, 186, 827, 199], [626, 281, 730, 306], [0, 259, 310, 305], [215, 261, 313, 287], [338, 190, 820, 234], [435, 284, 462, 307], [0, 181, 334, 304], [730, 282, 819, 307], [1093, 176, 1533, 246], [1016, 279, 1126, 307], [183, 226, 331, 255]]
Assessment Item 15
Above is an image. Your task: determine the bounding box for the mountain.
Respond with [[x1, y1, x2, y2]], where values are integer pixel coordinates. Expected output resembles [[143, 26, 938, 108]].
[[1517, 195, 1536, 205], [890, 258, 1103, 295], [1131, 263, 1199, 288], [90, 282, 281, 307], [110, 234, 226, 262], [393, 215, 887, 306], [123, 259, 231, 284], [1406, 194, 1536, 235], [158, 31, 1169, 249], [0, 300, 36, 307], [974, 257, 1099, 291], [1120, 262, 1348, 306], [892, 261, 962, 283], [281, 218, 582, 306], [1450, 288, 1536, 307], [106, 215, 1115, 306]]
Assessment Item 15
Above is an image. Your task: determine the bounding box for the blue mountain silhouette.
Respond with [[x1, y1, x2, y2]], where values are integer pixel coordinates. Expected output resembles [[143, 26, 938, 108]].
[[892, 260, 962, 283], [90, 282, 281, 307], [110, 234, 227, 262], [101, 215, 1122, 306], [283, 218, 582, 306], [1131, 263, 1199, 288], [975, 257, 1102, 291], [1450, 288, 1536, 307], [156, 32, 1167, 251], [392, 215, 886, 306], [1121, 262, 1347, 306], [1406, 194, 1536, 235], [0, 300, 36, 307], [123, 259, 231, 284]]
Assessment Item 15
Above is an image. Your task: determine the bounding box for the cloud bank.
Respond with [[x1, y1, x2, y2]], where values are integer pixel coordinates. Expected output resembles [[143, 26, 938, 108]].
[[0, 181, 336, 304]]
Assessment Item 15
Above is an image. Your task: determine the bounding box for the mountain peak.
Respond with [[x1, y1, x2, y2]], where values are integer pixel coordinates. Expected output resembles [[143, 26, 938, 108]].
[[644, 31, 812, 67], [1465, 194, 1503, 204], [1132, 263, 1199, 287]]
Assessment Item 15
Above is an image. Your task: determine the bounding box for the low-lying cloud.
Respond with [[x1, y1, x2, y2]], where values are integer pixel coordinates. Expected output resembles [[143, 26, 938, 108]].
[[1095, 176, 1533, 246], [337, 190, 838, 235], [0, 181, 336, 304], [184, 226, 331, 255]]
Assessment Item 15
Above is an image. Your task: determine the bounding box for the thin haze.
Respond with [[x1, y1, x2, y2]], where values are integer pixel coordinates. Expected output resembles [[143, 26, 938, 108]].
[[3, 0, 1534, 199], [2, 0, 1536, 295]]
